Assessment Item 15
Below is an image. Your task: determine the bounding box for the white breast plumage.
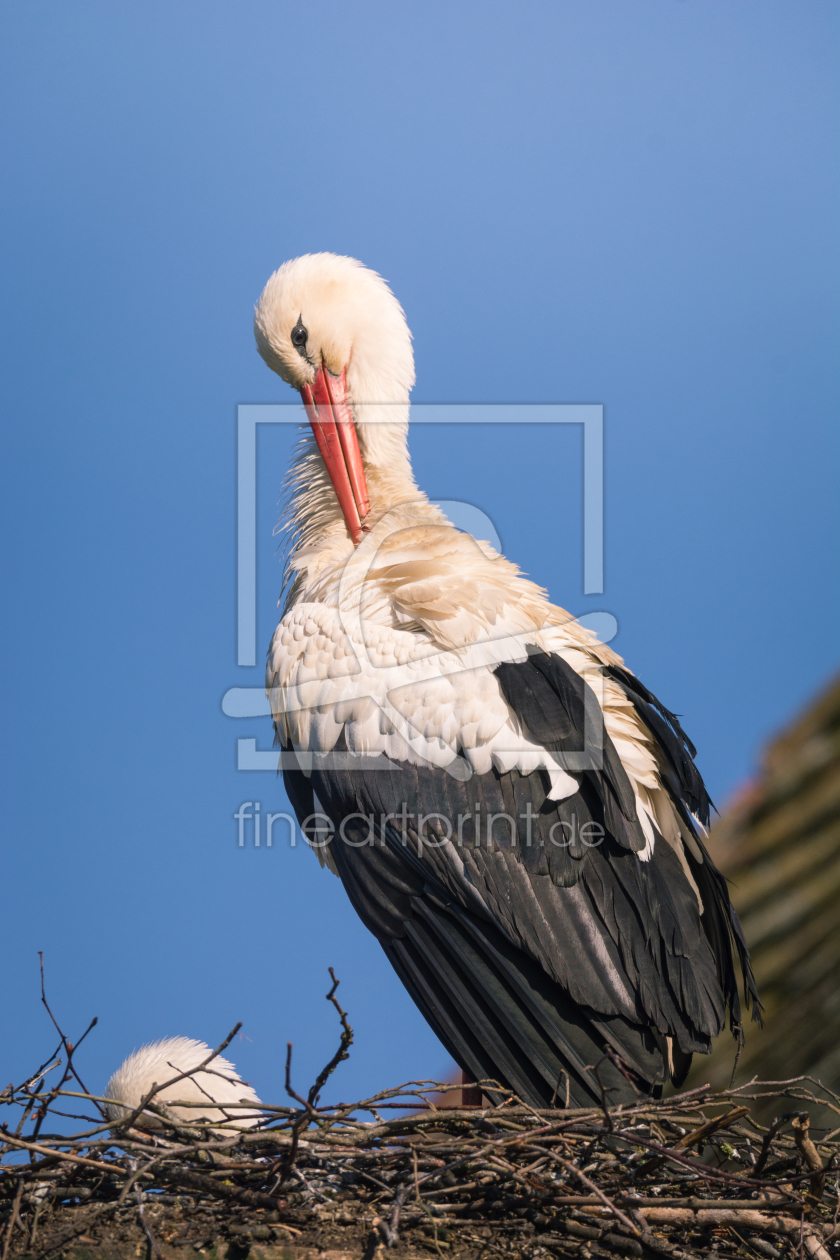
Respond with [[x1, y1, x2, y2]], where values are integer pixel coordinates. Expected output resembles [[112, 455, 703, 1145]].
[[266, 585, 697, 869]]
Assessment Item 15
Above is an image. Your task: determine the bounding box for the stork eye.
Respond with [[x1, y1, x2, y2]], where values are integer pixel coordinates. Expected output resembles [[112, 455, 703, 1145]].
[[290, 318, 308, 352]]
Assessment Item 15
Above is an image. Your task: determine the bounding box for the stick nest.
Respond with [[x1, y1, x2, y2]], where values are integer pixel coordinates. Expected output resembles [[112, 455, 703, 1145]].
[[3, 966, 839, 1260]]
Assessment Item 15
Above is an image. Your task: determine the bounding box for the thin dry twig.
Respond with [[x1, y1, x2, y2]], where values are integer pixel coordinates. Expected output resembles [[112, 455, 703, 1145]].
[[0, 1181, 23, 1260], [308, 968, 354, 1107], [793, 1113, 827, 1205], [128, 1163, 165, 1260], [37, 957, 99, 1101]]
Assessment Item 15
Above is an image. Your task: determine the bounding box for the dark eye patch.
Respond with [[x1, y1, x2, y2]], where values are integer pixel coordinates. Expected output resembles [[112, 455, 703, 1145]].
[[291, 317, 308, 353]]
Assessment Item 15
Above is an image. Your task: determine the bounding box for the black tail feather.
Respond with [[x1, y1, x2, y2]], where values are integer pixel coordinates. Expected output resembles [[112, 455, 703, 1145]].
[[385, 894, 665, 1109]]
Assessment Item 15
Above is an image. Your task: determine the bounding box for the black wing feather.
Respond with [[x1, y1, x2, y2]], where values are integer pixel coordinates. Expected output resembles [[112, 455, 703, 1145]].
[[277, 650, 759, 1107], [495, 654, 642, 851], [604, 663, 712, 826], [598, 663, 761, 1025]]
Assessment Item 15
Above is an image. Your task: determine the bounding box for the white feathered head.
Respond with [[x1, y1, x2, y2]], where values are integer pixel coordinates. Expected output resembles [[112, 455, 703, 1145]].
[[103, 1036, 262, 1133]]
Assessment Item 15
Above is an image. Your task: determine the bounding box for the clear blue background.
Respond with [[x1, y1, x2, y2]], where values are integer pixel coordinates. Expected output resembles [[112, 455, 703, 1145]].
[[2, 1, 838, 1114]]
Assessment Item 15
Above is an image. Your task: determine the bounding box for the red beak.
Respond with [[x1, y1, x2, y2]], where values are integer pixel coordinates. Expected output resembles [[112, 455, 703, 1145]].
[[300, 365, 370, 545]]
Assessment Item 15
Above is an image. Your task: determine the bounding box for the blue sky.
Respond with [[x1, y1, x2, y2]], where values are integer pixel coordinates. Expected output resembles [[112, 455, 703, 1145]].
[[1, 1, 838, 1113]]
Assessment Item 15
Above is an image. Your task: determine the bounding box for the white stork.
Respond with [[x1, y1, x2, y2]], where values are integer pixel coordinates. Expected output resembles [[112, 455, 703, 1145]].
[[103, 1037, 262, 1132], [254, 253, 760, 1108]]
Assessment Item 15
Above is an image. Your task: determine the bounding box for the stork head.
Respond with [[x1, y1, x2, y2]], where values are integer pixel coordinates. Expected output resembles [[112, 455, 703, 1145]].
[[103, 1036, 263, 1134], [254, 254, 416, 544]]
